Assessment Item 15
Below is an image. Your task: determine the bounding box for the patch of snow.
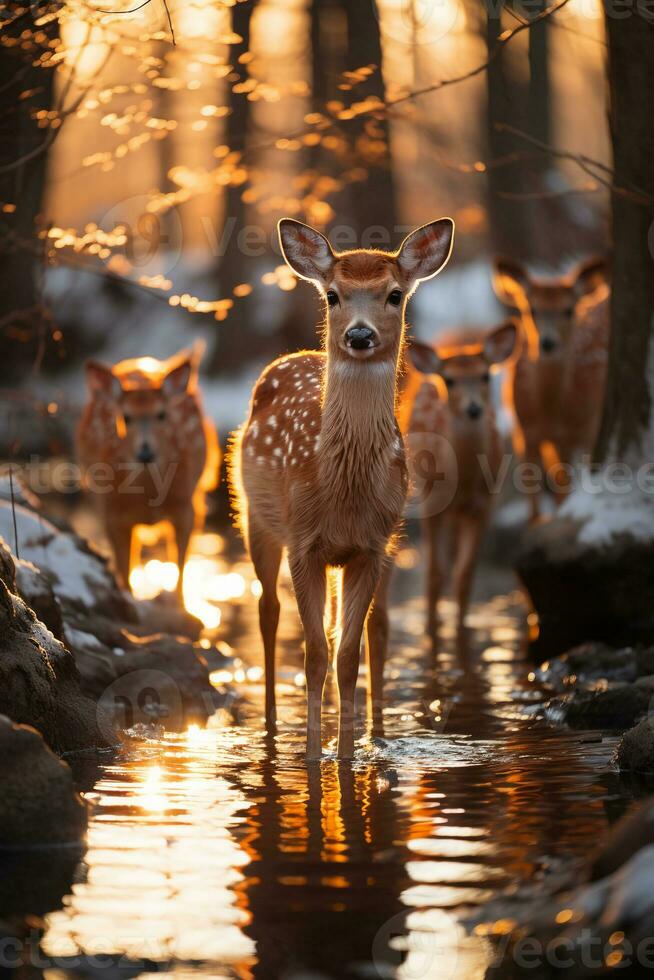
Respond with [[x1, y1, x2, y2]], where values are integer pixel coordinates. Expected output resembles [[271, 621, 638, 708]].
[[412, 258, 504, 339], [0, 501, 117, 608], [560, 482, 654, 547], [65, 625, 106, 652]]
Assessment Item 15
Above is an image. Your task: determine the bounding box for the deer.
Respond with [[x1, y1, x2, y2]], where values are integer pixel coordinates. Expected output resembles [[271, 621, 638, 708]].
[[77, 345, 219, 595], [406, 321, 518, 633], [492, 257, 610, 519], [228, 216, 455, 759]]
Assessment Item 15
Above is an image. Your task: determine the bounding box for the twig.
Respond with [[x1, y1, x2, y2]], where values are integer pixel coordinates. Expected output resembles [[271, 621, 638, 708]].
[[382, 0, 572, 109], [8, 466, 19, 560], [89, 0, 176, 44], [495, 123, 654, 206], [498, 182, 599, 201]]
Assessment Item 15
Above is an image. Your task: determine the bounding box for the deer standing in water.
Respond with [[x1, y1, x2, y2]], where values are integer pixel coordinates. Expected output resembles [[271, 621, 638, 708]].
[[77, 346, 219, 593], [229, 217, 455, 758], [407, 322, 518, 632], [493, 258, 609, 519]]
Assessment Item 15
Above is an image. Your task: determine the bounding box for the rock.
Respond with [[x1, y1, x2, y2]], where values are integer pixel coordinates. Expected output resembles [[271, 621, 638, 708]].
[[0, 492, 233, 731], [534, 641, 643, 691], [0, 714, 87, 846], [517, 516, 654, 658], [617, 719, 654, 775], [0, 545, 116, 754], [61, 607, 230, 728], [97, 632, 224, 728], [14, 555, 65, 638], [545, 685, 651, 730], [135, 592, 203, 640], [474, 800, 654, 979], [590, 798, 654, 881], [0, 498, 134, 622]]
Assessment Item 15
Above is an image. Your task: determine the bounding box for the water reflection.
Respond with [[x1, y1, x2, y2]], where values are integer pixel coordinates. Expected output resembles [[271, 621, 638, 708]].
[[31, 561, 633, 979]]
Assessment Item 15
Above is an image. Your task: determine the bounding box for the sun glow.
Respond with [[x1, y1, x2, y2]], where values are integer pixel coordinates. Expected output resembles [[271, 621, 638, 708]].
[[128, 524, 247, 629]]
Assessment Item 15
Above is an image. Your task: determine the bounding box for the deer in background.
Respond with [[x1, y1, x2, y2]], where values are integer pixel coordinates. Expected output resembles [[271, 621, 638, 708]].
[[407, 321, 518, 633], [229, 216, 455, 759], [493, 257, 610, 519], [77, 345, 219, 593]]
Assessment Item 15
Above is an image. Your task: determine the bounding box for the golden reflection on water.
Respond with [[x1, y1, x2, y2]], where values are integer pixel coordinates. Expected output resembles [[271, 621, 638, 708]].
[[38, 571, 625, 979], [129, 527, 251, 628]]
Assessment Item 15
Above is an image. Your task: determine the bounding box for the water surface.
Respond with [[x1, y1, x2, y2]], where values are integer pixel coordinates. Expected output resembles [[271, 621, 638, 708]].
[[39, 555, 631, 979]]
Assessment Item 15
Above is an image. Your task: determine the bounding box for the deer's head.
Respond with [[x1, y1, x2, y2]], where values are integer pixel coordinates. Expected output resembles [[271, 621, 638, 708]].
[[278, 218, 454, 367], [85, 349, 198, 465], [493, 257, 609, 359], [408, 320, 518, 424]]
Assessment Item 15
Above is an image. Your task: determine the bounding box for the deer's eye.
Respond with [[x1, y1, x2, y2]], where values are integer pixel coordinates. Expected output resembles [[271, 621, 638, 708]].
[[123, 413, 132, 425], [482, 372, 491, 383], [564, 306, 575, 317], [157, 410, 167, 421], [388, 289, 403, 306], [326, 290, 339, 307], [443, 376, 455, 388]]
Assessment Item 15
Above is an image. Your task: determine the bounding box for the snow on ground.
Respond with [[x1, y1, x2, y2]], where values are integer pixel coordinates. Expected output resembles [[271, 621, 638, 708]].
[[561, 481, 654, 546], [0, 500, 117, 609]]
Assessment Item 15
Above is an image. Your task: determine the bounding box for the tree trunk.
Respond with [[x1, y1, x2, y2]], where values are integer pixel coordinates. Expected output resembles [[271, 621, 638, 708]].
[[595, 6, 654, 463], [485, 2, 531, 259], [0, 10, 56, 384], [527, 0, 550, 149], [208, 0, 254, 373], [343, 1, 395, 241], [220, 0, 253, 286]]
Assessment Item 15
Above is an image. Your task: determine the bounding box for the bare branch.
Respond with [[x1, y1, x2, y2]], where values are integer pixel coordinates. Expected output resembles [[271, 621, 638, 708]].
[[495, 123, 654, 206]]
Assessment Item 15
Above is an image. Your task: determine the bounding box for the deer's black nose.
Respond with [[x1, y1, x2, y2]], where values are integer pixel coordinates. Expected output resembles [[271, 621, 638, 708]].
[[467, 403, 483, 420], [541, 336, 557, 353], [345, 325, 377, 350], [137, 443, 156, 464]]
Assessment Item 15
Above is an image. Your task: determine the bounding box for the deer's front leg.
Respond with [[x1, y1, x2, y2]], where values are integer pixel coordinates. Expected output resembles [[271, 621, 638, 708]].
[[338, 552, 382, 760], [453, 512, 486, 630], [288, 550, 328, 760], [172, 507, 194, 599], [107, 516, 133, 591]]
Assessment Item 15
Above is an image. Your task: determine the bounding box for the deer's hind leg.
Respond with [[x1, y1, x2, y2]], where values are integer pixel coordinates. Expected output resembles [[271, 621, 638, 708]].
[[249, 517, 282, 732]]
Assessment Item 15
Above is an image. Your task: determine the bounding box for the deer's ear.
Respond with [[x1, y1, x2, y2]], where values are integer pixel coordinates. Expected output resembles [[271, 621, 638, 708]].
[[407, 340, 442, 375], [278, 218, 335, 284], [397, 218, 454, 288], [573, 256, 609, 297], [86, 360, 121, 399], [483, 319, 519, 366], [163, 350, 195, 398], [493, 258, 529, 306]]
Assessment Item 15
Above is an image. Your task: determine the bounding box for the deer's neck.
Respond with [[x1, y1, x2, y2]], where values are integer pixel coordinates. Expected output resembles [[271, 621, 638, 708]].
[[318, 355, 399, 497]]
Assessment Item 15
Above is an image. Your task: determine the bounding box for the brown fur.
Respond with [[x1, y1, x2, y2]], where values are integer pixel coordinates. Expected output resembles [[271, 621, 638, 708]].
[[493, 257, 610, 518], [77, 346, 219, 592], [406, 321, 518, 631], [228, 217, 454, 758]]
